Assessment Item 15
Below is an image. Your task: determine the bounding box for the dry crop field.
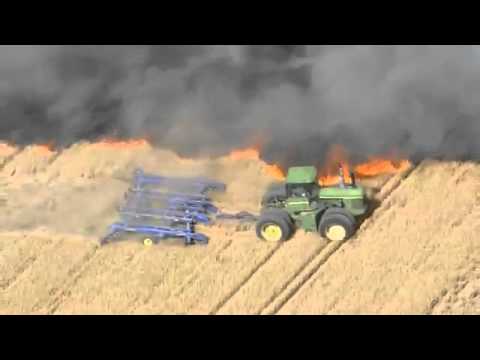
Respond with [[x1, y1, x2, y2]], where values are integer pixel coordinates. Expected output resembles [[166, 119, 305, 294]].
[[0, 141, 479, 314]]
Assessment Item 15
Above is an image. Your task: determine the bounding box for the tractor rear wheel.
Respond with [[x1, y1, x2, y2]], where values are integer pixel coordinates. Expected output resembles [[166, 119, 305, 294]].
[[318, 208, 356, 242], [256, 209, 293, 243]]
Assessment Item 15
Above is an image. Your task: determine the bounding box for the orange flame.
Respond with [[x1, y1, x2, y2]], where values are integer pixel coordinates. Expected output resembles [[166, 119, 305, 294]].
[[355, 158, 411, 177], [32, 144, 55, 155], [92, 138, 151, 149], [318, 145, 352, 186], [264, 163, 285, 181], [228, 148, 261, 161], [0, 142, 17, 156], [228, 143, 411, 185], [318, 145, 411, 186], [227, 147, 285, 180]]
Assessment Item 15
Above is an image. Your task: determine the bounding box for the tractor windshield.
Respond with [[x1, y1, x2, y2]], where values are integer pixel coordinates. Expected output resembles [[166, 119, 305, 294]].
[[287, 183, 317, 198]]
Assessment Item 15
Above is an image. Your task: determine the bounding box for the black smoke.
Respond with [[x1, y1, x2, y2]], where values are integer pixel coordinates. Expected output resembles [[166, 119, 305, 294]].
[[1, 45, 480, 167]]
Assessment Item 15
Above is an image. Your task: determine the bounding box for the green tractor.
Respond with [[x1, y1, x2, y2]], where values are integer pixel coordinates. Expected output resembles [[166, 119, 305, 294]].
[[256, 165, 368, 242]]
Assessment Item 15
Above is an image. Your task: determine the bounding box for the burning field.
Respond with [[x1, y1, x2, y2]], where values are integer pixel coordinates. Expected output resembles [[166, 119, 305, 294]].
[[0, 138, 478, 315], [1, 45, 480, 314]]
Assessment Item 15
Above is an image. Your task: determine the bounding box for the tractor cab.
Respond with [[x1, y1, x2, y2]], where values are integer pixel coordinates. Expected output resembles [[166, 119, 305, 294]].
[[285, 166, 319, 199], [283, 166, 320, 214]]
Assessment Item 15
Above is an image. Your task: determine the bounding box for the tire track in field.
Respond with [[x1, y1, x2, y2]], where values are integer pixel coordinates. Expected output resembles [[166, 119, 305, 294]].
[[0, 237, 68, 313], [261, 165, 417, 315], [0, 236, 96, 314], [54, 231, 231, 314], [37, 150, 64, 181], [52, 247, 146, 314], [1, 149, 105, 300], [213, 234, 325, 314], [209, 242, 283, 314], [0, 256, 37, 291], [131, 233, 278, 314], [127, 236, 234, 314], [376, 198, 480, 316], [130, 234, 263, 314], [44, 243, 102, 314], [426, 203, 480, 315], [0, 146, 61, 180], [260, 241, 343, 315], [185, 241, 280, 314], [30, 238, 98, 313], [34, 149, 63, 174], [45, 150, 63, 167], [428, 259, 480, 315], [427, 258, 480, 315], [50, 239, 155, 314], [0, 234, 59, 292], [427, 261, 479, 314], [0, 148, 22, 173], [149, 239, 233, 301]]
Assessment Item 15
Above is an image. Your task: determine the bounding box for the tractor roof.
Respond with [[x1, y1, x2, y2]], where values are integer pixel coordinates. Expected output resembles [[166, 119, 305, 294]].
[[286, 166, 318, 184]]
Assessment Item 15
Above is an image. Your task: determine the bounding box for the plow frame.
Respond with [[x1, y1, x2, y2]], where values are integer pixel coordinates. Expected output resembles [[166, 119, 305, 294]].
[[101, 168, 226, 246]]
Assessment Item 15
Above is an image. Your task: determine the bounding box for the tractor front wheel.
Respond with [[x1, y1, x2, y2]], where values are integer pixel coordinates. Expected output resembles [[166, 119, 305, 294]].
[[256, 210, 292, 243], [318, 208, 356, 242]]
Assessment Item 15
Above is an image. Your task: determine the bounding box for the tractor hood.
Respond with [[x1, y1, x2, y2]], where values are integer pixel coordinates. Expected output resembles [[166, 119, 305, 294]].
[[318, 186, 365, 200]]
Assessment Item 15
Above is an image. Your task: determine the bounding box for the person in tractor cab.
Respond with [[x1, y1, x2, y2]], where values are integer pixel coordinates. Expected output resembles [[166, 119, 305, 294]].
[[289, 182, 316, 198]]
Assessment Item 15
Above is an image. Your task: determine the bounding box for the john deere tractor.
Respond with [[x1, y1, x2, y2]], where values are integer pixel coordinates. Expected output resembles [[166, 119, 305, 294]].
[[256, 165, 368, 242]]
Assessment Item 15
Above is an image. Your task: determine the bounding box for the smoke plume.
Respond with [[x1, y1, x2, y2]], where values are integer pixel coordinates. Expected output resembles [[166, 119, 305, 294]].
[[1, 45, 480, 167]]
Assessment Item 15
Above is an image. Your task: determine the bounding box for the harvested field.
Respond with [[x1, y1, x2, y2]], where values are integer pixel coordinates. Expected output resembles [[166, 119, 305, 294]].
[[0, 142, 479, 314]]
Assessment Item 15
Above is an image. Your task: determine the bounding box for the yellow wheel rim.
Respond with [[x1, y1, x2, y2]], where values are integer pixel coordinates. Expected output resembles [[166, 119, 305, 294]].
[[143, 238, 154, 247], [261, 224, 283, 242], [326, 225, 347, 241]]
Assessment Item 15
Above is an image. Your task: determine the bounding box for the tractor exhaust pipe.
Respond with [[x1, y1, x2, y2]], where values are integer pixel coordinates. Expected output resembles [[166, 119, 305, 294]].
[[350, 171, 356, 187], [338, 164, 345, 189]]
